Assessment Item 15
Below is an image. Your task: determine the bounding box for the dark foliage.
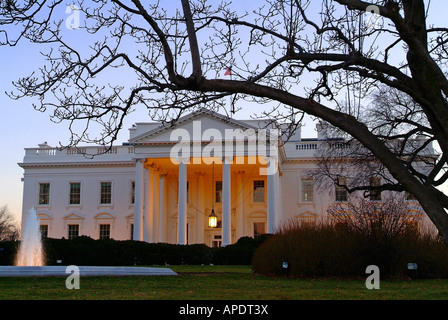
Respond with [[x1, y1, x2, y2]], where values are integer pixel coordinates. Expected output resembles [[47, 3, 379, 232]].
[[252, 221, 448, 279], [0, 235, 270, 266]]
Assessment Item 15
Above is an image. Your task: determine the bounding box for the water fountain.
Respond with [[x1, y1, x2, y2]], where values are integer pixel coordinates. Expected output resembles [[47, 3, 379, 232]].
[[0, 208, 177, 277], [15, 207, 45, 266]]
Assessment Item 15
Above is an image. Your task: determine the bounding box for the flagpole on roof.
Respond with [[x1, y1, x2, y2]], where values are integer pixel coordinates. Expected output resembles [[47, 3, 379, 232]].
[[224, 66, 235, 116]]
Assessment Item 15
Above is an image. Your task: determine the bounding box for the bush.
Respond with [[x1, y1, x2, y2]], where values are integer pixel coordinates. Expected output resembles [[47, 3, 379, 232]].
[[43, 238, 215, 266], [252, 222, 358, 277], [252, 220, 448, 279], [0, 235, 267, 266], [0, 240, 19, 265]]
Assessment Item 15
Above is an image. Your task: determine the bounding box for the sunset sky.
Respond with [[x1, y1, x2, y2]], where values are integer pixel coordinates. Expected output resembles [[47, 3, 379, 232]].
[[0, 0, 445, 224]]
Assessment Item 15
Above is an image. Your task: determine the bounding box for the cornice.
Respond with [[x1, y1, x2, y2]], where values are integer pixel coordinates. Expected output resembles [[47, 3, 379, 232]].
[[282, 158, 319, 164], [18, 161, 135, 169]]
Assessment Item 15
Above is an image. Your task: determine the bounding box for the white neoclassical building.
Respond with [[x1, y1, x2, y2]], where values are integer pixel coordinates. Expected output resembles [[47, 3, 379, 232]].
[[18, 109, 434, 246]]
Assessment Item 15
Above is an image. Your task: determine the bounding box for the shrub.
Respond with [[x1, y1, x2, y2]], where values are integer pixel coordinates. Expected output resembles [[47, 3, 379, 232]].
[[0, 240, 19, 265], [0, 235, 267, 266], [252, 221, 359, 277], [253, 198, 448, 279]]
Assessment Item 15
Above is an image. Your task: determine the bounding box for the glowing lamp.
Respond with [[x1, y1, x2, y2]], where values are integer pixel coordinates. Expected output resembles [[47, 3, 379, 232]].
[[208, 209, 218, 228]]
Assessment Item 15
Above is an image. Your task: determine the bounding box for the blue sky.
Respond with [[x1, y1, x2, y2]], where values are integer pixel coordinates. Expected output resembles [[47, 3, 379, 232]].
[[0, 1, 445, 224]]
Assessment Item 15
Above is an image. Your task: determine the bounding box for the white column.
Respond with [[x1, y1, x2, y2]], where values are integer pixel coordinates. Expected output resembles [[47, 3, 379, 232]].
[[267, 159, 277, 234], [276, 170, 282, 229], [152, 168, 160, 243], [196, 172, 205, 244], [158, 173, 167, 243], [235, 171, 245, 240], [133, 158, 145, 241], [177, 159, 188, 245], [144, 166, 154, 242], [222, 157, 232, 246]]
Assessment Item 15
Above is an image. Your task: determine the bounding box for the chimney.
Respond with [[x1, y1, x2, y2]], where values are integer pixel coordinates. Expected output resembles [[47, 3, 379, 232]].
[[38, 142, 51, 148], [316, 121, 329, 140]]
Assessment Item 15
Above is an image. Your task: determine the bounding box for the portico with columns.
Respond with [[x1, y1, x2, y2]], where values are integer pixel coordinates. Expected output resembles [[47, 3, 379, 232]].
[[129, 109, 283, 246]]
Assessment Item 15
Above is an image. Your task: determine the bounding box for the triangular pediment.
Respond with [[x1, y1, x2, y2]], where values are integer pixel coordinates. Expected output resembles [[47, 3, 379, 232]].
[[129, 108, 258, 145], [63, 212, 85, 220]]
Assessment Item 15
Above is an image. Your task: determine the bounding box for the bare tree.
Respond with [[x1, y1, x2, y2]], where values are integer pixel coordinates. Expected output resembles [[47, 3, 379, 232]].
[[0, 206, 20, 241], [313, 84, 440, 201], [328, 195, 417, 236], [2, 1, 448, 244]]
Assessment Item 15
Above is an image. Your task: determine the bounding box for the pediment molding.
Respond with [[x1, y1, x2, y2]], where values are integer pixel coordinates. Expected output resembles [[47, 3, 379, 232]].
[[94, 212, 116, 220], [129, 108, 259, 145], [63, 212, 85, 220]]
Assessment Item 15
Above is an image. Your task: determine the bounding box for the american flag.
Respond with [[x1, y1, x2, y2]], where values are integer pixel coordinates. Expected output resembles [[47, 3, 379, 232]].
[[224, 66, 232, 76]]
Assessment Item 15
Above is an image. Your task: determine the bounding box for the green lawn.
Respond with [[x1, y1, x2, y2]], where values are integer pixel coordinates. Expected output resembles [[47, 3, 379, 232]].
[[0, 265, 448, 300]]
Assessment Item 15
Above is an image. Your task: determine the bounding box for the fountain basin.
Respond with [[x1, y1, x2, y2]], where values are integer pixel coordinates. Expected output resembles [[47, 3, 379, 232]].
[[0, 266, 177, 277]]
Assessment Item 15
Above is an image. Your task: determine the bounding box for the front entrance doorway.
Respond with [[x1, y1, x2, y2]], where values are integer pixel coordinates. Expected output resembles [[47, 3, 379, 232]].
[[209, 230, 222, 247]]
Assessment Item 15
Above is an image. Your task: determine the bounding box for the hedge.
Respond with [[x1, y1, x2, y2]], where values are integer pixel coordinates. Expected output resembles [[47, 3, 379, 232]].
[[0, 235, 270, 266]]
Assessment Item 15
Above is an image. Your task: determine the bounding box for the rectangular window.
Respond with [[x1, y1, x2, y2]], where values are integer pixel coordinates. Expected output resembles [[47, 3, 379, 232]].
[[335, 177, 348, 202], [99, 224, 110, 240], [38, 183, 50, 205], [370, 177, 382, 201], [301, 179, 314, 202], [130, 223, 134, 240], [100, 182, 112, 204], [130, 181, 135, 204], [69, 183, 81, 205], [40, 225, 48, 238], [215, 181, 222, 203], [253, 180, 265, 203], [254, 222, 266, 238], [68, 224, 79, 239]]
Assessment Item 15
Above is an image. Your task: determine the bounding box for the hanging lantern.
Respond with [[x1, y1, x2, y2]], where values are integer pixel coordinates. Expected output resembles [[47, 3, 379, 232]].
[[208, 161, 218, 228], [208, 209, 218, 228]]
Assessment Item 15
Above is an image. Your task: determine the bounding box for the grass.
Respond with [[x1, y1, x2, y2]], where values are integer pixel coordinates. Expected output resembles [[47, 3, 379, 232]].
[[0, 265, 448, 300]]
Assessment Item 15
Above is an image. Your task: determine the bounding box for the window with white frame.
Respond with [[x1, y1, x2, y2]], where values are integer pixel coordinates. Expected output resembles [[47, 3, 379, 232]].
[[38, 183, 50, 205], [69, 183, 81, 205], [130, 181, 135, 204], [215, 181, 222, 203], [100, 182, 112, 204], [99, 224, 110, 239], [301, 179, 314, 202], [68, 224, 79, 239], [335, 177, 348, 202], [40, 225, 48, 238], [253, 180, 265, 203], [253, 222, 266, 238]]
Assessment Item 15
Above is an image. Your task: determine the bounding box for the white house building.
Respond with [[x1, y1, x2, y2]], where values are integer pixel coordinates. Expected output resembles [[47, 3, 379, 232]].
[[18, 108, 434, 246]]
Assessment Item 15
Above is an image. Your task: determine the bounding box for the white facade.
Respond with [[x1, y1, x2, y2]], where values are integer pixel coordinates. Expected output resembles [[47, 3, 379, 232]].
[[19, 109, 433, 246]]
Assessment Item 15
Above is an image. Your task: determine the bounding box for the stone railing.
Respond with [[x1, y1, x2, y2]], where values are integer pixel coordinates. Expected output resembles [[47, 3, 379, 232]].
[[24, 145, 135, 161]]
